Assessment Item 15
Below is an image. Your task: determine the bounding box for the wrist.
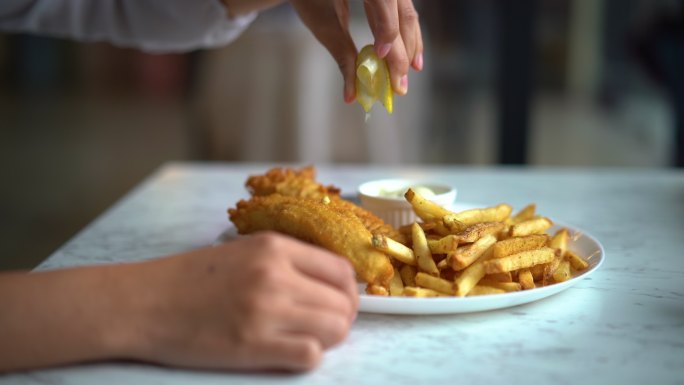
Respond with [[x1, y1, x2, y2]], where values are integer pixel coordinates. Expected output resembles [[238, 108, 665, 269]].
[[94, 263, 158, 361]]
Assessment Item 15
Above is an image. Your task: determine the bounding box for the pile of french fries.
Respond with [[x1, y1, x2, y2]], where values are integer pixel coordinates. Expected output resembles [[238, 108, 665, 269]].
[[368, 188, 590, 297]]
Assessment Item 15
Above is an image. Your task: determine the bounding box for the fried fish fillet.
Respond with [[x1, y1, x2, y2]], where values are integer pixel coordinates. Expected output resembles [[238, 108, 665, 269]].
[[245, 166, 406, 244], [246, 166, 341, 199], [229, 194, 394, 286]]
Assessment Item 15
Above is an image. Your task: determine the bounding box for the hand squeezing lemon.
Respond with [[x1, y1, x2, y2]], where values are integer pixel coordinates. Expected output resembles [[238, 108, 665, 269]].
[[355, 45, 393, 115]]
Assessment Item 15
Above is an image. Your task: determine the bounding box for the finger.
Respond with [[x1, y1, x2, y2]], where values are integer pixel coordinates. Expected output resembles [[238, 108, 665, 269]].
[[412, 22, 424, 71], [290, 0, 357, 102], [286, 242, 358, 307], [384, 36, 410, 95], [332, 0, 357, 103], [252, 334, 323, 371], [364, 0, 400, 58], [279, 307, 352, 349], [397, 0, 422, 71], [290, 270, 356, 322]]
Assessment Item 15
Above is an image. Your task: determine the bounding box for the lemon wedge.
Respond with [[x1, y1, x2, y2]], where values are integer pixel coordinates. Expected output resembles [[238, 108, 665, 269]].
[[355, 45, 393, 115]]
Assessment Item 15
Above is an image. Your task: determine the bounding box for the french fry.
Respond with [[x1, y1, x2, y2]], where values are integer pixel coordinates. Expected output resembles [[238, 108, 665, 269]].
[[552, 260, 571, 282], [415, 272, 455, 295], [509, 203, 536, 224], [442, 218, 465, 234], [453, 253, 492, 297], [366, 284, 389, 296], [368, 199, 592, 296], [518, 268, 535, 290], [444, 204, 513, 231], [371, 233, 416, 266], [491, 234, 549, 258], [542, 252, 563, 285], [412, 222, 439, 276], [510, 217, 553, 237], [484, 247, 556, 274], [389, 267, 404, 296], [530, 264, 545, 281], [499, 223, 512, 240], [403, 286, 448, 297], [454, 221, 506, 243], [432, 220, 456, 237], [399, 264, 417, 287], [548, 228, 569, 258], [484, 271, 512, 282], [477, 280, 522, 292], [404, 188, 455, 222], [399, 222, 436, 240], [566, 249, 589, 270], [467, 285, 506, 296], [448, 234, 497, 270], [427, 235, 459, 254]]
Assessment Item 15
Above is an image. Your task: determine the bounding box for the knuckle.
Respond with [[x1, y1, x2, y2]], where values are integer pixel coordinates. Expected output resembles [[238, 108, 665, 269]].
[[384, 27, 401, 42], [374, 20, 399, 41], [253, 231, 284, 251], [250, 233, 293, 267], [401, 6, 419, 24], [250, 262, 283, 291], [392, 55, 410, 74]]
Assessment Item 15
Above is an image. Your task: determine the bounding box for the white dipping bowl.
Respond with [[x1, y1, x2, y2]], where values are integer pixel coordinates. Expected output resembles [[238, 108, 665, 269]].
[[358, 179, 457, 228]]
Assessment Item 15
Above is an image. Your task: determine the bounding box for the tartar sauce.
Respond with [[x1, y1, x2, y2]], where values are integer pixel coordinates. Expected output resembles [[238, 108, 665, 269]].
[[377, 186, 435, 199]]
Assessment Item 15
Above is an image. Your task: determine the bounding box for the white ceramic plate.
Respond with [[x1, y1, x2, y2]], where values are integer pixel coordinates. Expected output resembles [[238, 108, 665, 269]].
[[358, 202, 604, 314], [219, 202, 604, 315]]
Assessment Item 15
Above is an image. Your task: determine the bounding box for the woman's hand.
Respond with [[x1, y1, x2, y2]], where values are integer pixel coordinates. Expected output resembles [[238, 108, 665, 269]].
[[0, 232, 357, 373], [223, 0, 424, 103], [289, 0, 424, 102], [126, 232, 358, 371]]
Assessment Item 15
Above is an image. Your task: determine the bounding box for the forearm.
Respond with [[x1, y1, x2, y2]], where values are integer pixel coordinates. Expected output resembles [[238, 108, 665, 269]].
[[221, 0, 284, 18], [0, 0, 256, 53], [0, 265, 141, 372]]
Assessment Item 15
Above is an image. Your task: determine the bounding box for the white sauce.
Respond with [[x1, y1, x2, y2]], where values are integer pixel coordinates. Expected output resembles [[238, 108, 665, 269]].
[[377, 186, 435, 199]]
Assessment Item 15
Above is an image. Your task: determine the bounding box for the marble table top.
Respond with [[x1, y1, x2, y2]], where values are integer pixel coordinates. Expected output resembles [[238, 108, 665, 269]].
[[2, 163, 683, 385]]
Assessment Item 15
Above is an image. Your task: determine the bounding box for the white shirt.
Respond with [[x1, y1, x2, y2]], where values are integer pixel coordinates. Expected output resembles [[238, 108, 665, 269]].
[[0, 0, 256, 52]]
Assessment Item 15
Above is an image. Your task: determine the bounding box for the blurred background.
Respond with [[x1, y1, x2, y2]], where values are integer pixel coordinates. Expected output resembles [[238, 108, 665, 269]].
[[1, 0, 682, 270]]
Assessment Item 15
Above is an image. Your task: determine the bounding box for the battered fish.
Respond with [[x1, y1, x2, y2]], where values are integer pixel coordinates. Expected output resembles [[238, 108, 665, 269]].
[[245, 166, 341, 199], [229, 194, 394, 287], [245, 166, 406, 244]]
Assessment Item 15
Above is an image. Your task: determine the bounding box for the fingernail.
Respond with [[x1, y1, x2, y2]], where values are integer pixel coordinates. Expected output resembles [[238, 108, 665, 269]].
[[375, 43, 392, 58], [399, 75, 408, 94], [414, 53, 423, 71], [344, 85, 355, 103]]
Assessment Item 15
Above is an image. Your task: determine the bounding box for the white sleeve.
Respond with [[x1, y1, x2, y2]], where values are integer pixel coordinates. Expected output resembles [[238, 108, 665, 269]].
[[0, 0, 256, 53]]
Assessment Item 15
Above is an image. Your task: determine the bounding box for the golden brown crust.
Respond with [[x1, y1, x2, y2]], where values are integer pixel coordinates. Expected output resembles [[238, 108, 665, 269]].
[[245, 166, 341, 199], [229, 194, 394, 286], [243, 166, 406, 244]]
